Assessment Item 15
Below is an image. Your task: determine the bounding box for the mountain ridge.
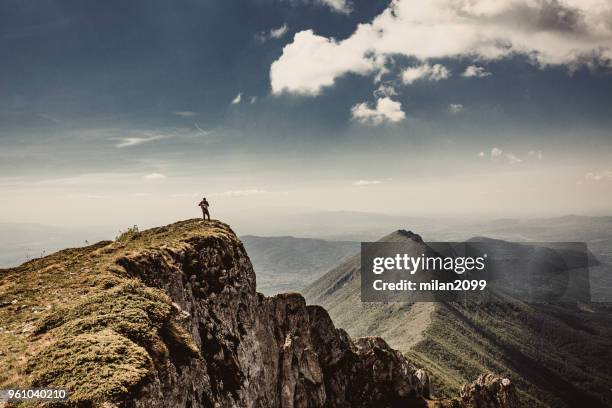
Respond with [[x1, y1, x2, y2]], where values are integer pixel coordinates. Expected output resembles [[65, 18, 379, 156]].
[[304, 229, 612, 407]]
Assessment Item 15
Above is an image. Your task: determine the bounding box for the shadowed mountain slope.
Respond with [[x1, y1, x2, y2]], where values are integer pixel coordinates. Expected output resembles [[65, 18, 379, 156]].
[[304, 231, 612, 408]]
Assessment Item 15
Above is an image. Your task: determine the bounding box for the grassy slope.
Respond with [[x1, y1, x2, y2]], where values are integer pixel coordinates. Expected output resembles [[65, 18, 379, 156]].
[[0, 219, 233, 403], [408, 300, 612, 407], [305, 234, 612, 408]]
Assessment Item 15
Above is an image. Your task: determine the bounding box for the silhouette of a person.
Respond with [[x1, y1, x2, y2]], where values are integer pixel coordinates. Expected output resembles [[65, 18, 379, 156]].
[[198, 197, 210, 220]]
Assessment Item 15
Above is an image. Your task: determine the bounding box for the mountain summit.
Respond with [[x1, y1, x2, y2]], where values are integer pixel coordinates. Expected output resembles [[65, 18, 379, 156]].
[[304, 229, 428, 306]]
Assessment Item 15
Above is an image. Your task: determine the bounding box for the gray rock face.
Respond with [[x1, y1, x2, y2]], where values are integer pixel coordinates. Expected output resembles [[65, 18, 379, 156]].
[[460, 373, 519, 408], [115, 222, 431, 407]]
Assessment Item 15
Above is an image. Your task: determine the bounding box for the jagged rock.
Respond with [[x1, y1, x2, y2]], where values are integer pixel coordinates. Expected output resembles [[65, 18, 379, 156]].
[[397, 229, 423, 243], [121, 223, 434, 407], [415, 368, 433, 397], [460, 373, 518, 408]]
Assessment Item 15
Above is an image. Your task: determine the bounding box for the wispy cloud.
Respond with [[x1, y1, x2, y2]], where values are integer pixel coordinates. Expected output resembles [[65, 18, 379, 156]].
[[37, 113, 61, 124], [353, 179, 382, 186], [109, 127, 213, 148], [170, 193, 200, 198], [210, 189, 269, 197], [172, 190, 276, 199], [488, 147, 523, 164], [374, 83, 397, 98], [528, 150, 543, 160], [194, 123, 211, 136], [172, 111, 196, 118], [0, 176, 25, 187], [66, 193, 110, 200], [490, 147, 504, 159], [256, 24, 289, 42], [585, 171, 612, 182], [504, 153, 523, 164], [142, 173, 166, 180], [115, 134, 166, 148], [36, 173, 131, 186], [449, 103, 464, 114]]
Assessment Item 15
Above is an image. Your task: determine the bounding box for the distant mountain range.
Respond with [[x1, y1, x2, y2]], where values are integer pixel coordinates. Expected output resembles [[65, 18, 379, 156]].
[[240, 214, 612, 297], [0, 223, 115, 268], [235, 212, 612, 245], [241, 235, 359, 295], [303, 230, 612, 407]]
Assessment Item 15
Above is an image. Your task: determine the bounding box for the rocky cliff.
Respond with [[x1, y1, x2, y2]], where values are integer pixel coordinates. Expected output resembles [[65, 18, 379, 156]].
[[0, 219, 517, 407]]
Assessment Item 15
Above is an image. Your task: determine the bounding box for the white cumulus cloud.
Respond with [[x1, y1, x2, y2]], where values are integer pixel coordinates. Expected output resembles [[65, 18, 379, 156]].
[[271, 30, 383, 95], [462, 65, 492, 78], [351, 97, 405, 125], [402, 63, 450, 84], [318, 0, 352, 14], [270, 0, 612, 95]]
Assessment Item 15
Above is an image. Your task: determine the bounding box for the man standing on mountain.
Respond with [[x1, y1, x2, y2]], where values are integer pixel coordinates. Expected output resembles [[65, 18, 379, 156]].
[[198, 197, 210, 220]]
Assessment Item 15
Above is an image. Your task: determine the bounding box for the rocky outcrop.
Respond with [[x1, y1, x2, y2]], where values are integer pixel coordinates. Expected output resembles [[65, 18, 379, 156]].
[[396, 230, 423, 243], [1, 219, 519, 408], [114, 221, 431, 407], [460, 374, 519, 408]]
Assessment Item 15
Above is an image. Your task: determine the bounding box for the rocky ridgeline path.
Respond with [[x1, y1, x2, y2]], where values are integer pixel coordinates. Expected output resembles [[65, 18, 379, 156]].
[[0, 219, 517, 407]]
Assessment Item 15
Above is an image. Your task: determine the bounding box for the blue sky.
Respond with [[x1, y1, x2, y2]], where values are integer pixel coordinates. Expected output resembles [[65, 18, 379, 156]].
[[1, 0, 612, 230]]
